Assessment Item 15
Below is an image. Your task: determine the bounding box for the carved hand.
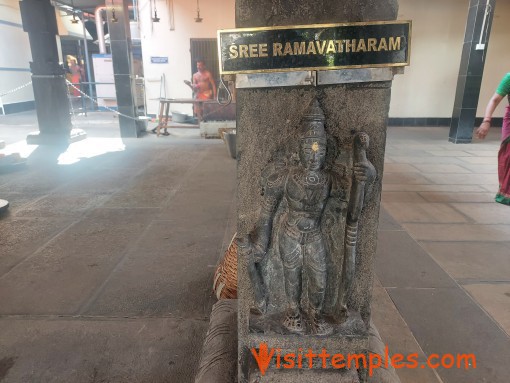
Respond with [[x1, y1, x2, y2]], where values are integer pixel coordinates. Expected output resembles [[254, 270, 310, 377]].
[[238, 234, 266, 263], [250, 241, 267, 263]]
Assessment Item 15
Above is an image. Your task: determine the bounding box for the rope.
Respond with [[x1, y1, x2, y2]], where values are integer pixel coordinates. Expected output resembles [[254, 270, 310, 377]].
[[65, 80, 143, 121], [0, 81, 33, 97], [1, 80, 227, 123]]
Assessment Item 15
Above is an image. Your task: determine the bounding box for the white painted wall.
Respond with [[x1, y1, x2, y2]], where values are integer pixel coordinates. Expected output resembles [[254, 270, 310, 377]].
[[391, 0, 510, 119], [0, 0, 33, 107], [478, 0, 510, 117], [138, 0, 235, 116], [389, 0, 468, 118]]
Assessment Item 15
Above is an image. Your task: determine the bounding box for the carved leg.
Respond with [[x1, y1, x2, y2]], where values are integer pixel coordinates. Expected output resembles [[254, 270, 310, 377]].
[[247, 260, 267, 315], [280, 239, 304, 333], [237, 235, 267, 315], [282, 265, 304, 333], [306, 240, 332, 335]]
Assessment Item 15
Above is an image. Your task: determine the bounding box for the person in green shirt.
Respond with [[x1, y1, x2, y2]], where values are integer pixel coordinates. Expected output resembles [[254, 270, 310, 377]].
[[475, 73, 510, 205]]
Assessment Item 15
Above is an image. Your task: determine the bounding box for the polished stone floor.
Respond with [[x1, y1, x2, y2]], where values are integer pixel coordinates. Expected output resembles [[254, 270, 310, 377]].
[[0, 112, 509, 382], [373, 126, 510, 383]]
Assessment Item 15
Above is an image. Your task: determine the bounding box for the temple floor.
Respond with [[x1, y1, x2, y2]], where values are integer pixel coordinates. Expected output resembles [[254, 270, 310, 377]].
[[0, 111, 509, 382]]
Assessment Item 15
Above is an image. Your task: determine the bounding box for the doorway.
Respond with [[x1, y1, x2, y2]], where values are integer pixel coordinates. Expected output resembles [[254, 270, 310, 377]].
[[189, 38, 220, 87]]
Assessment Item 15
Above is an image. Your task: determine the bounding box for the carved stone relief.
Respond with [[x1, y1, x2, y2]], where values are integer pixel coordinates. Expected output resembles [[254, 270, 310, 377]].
[[238, 98, 376, 337]]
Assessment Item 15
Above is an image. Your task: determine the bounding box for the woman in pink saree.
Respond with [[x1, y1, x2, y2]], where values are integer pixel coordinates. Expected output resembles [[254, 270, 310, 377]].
[[475, 73, 510, 206]]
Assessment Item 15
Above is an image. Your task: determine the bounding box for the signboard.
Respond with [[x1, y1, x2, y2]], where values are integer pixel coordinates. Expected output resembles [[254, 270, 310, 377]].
[[92, 54, 116, 107], [151, 56, 169, 64], [218, 21, 411, 74]]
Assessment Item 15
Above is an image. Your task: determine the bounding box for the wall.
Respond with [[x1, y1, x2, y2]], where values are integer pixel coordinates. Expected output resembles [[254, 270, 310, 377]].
[[139, 0, 508, 119], [478, 0, 510, 117], [0, 0, 507, 118], [138, 0, 235, 116], [389, 0, 468, 118], [0, 0, 33, 111], [390, 0, 510, 119]]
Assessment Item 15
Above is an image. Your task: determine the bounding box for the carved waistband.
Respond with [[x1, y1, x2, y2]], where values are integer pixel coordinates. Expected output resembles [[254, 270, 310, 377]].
[[284, 223, 322, 244]]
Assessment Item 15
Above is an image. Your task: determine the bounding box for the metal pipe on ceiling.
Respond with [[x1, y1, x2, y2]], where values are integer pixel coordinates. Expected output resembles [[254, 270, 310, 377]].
[[95, 6, 107, 54], [95, 5, 136, 54]]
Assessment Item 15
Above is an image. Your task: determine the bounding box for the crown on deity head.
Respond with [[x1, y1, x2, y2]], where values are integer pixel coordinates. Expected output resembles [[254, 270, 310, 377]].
[[301, 98, 326, 141]]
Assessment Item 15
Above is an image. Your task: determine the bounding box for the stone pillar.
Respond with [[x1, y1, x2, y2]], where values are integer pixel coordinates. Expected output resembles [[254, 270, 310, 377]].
[[236, 1, 399, 382], [105, 0, 141, 138], [20, 0, 72, 146], [449, 0, 496, 144]]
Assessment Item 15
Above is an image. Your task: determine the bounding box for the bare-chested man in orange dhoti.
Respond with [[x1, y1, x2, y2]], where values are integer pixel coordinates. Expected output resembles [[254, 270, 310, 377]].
[[184, 60, 216, 120]]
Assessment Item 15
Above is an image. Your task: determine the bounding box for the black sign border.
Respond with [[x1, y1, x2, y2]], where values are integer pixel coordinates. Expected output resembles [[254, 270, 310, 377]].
[[217, 20, 412, 75]]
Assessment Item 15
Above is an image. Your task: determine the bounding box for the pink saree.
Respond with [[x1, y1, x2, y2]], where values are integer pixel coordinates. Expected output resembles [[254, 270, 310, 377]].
[[496, 106, 510, 205]]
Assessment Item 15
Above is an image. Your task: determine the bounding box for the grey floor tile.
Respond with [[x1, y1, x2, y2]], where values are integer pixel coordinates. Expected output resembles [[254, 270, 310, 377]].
[[418, 192, 495, 203], [0, 192, 41, 214], [84, 150, 236, 318], [480, 184, 500, 193], [403, 223, 510, 242], [455, 164, 497, 174], [382, 202, 468, 223], [388, 287, 510, 383], [451, 203, 510, 224], [0, 217, 74, 277], [426, 150, 473, 157], [411, 164, 472, 174], [464, 150, 498, 157], [382, 172, 434, 185], [0, 317, 206, 383], [371, 285, 428, 361], [383, 163, 420, 173], [388, 156, 467, 165], [420, 173, 497, 186], [460, 157, 498, 165], [14, 192, 112, 218], [375, 231, 455, 288], [419, 242, 510, 282], [81, 218, 228, 318], [0, 163, 79, 194], [395, 363, 443, 383], [463, 283, 510, 336], [378, 207, 403, 231], [0, 209, 156, 315], [383, 184, 487, 192], [60, 166, 140, 193], [381, 191, 427, 203]]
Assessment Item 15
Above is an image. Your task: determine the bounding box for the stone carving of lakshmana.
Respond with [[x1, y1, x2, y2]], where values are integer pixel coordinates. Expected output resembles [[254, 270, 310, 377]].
[[242, 99, 376, 336]]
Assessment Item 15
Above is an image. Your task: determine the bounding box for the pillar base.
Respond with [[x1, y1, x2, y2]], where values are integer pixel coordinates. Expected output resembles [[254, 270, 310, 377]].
[[196, 300, 401, 383], [26, 129, 87, 146]]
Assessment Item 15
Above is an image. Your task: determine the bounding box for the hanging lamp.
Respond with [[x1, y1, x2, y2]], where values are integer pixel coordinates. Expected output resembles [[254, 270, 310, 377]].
[[70, 0, 79, 23], [194, 0, 202, 22], [110, 0, 118, 23], [152, 0, 160, 22]]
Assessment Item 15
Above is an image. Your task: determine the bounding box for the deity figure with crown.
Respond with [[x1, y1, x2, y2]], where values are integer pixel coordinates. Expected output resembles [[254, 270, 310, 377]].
[[240, 99, 376, 336]]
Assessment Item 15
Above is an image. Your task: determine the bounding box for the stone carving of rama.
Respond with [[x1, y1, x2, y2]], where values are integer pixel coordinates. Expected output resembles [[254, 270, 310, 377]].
[[242, 98, 376, 336]]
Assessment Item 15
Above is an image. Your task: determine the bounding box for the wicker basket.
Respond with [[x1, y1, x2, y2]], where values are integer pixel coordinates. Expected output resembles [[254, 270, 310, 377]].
[[213, 234, 238, 299]]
